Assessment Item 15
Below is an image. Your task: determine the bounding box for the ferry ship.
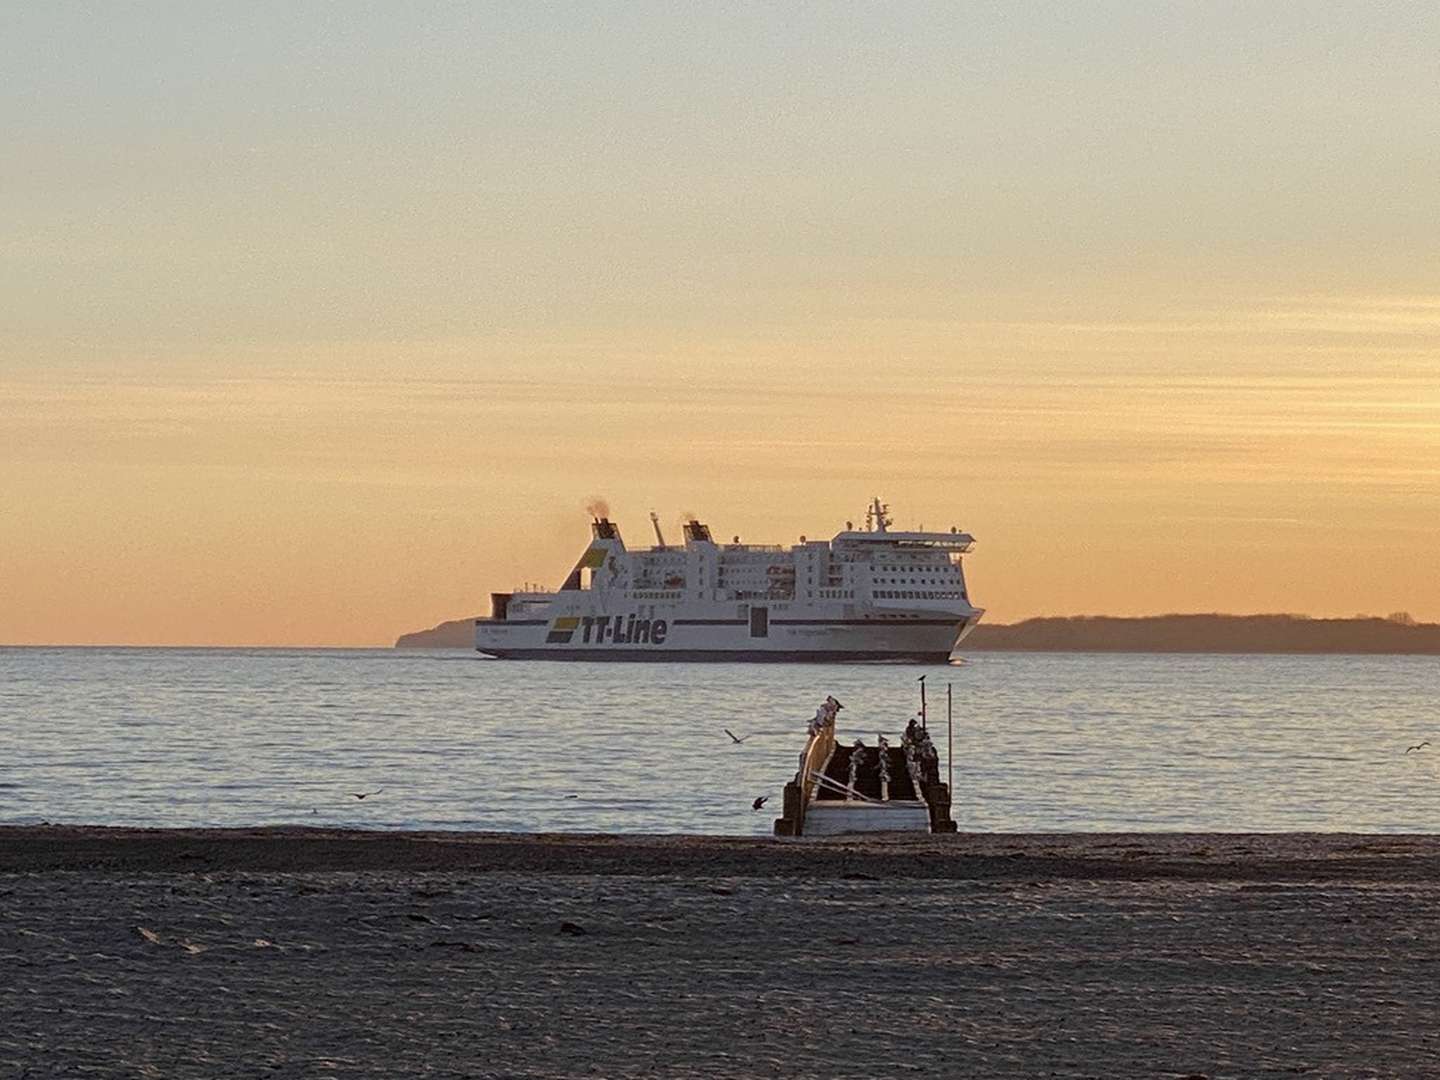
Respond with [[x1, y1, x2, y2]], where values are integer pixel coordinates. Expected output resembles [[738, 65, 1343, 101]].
[[476, 499, 983, 662]]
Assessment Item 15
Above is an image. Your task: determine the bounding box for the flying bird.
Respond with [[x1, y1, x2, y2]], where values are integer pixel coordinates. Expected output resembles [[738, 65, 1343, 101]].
[[1405, 741, 1431, 754], [751, 796, 768, 811], [724, 729, 751, 744], [349, 789, 383, 800]]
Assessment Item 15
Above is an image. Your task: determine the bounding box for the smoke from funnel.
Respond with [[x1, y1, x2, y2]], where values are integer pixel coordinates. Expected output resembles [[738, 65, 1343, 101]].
[[679, 509, 697, 522], [585, 497, 610, 520]]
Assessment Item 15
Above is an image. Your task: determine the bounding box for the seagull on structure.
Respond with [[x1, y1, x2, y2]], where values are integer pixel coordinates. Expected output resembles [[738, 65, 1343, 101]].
[[752, 796, 768, 811], [1405, 741, 1431, 754], [724, 729, 751, 744], [349, 789, 383, 800]]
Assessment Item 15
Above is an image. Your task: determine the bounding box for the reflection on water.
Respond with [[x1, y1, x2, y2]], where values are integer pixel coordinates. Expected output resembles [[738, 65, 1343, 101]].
[[1, 648, 1438, 834]]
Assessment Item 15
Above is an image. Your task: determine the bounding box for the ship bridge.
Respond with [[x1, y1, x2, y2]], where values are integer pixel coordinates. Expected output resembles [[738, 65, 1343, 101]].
[[831, 528, 974, 553]]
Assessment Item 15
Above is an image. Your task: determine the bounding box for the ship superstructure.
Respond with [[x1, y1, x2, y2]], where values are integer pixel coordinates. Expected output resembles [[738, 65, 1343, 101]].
[[476, 499, 983, 662]]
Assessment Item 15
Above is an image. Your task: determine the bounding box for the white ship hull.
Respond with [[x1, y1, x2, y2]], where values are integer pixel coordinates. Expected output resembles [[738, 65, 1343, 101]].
[[476, 610, 982, 662], [477, 500, 984, 664]]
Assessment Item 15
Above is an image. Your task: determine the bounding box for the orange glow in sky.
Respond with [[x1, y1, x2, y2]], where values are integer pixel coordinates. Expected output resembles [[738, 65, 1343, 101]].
[[3, 7, 1438, 644]]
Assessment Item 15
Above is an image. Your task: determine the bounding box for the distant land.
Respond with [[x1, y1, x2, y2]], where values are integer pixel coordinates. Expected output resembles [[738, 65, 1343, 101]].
[[396, 613, 1440, 654]]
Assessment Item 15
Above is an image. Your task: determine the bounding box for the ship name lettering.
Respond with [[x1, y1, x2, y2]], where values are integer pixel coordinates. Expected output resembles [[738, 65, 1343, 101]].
[[578, 614, 667, 646]]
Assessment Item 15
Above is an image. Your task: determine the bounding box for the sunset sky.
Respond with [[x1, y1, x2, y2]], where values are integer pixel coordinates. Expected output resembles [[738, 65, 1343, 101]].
[[3, 3, 1438, 645]]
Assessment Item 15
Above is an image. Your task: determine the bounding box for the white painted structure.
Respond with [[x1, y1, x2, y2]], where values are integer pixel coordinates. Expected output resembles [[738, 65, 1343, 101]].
[[799, 800, 934, 835], [476, 499, 983, 662]]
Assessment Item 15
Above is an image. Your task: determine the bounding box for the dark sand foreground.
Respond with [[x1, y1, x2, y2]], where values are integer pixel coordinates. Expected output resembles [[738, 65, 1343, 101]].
[[5, 828, 1439, 1078]]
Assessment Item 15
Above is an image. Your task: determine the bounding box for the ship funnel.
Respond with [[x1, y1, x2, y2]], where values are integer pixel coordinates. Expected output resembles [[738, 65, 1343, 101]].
[[682, 519, 713, 544], [591, 517, 620, 541]]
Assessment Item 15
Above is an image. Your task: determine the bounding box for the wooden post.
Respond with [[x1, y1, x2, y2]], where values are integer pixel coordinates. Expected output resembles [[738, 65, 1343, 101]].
[[947, 682, 954, 803], [918, 674, 927, 730]]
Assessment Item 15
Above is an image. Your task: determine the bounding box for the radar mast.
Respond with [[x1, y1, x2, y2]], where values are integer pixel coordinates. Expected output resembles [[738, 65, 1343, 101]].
[[865, 497, 892, 533]]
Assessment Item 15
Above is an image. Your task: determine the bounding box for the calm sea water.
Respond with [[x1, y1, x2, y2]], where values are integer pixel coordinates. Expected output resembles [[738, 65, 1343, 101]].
[[1, 648, 1437, 835]]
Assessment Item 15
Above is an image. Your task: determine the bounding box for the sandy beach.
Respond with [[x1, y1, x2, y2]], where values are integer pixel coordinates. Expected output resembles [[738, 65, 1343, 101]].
[[5, 827, 1439, 1078]]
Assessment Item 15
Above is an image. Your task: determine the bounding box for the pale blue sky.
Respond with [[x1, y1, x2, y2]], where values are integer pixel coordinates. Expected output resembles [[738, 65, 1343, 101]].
[[6, 2, 1438, 353]]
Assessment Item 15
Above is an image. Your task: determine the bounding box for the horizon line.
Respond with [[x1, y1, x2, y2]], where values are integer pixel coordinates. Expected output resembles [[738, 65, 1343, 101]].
[[8, 610, 1434, 650]]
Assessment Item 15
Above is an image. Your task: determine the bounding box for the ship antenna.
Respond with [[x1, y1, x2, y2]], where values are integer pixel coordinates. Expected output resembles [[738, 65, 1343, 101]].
[[869, 496, 891, 533], [649, 510, 667, 549]]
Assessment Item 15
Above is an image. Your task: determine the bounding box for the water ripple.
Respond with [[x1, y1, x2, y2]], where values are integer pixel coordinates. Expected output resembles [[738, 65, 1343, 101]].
[[0, 648, 1437, 834]]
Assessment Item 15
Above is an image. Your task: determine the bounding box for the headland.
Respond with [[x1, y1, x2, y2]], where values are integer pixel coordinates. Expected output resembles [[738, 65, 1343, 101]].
[[397, 612, 1440, 653]]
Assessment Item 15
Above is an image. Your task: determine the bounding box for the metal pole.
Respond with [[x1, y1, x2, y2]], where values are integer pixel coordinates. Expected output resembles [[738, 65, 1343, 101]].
[[918, 674, 927, 730], [947, 682, 954, 798]]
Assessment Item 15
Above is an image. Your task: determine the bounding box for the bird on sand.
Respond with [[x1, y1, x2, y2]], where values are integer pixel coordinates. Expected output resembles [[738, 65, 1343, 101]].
[[724, 729, 751, 744], [349, 789, 383, 800], [1405, 741, 1431, 754], [752, 796, 768, 811]]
